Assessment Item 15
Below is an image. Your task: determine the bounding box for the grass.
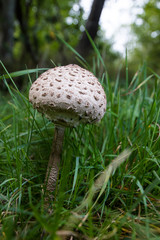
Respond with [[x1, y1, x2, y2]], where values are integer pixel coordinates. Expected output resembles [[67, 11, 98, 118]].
[[0, 55, 160, 240]]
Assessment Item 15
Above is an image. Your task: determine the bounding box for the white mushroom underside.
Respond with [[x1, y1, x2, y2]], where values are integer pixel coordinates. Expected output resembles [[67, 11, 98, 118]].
[[29, 64, 106, 127]]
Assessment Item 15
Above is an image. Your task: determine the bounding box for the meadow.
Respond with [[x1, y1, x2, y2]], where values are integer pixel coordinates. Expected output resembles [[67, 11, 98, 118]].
[[0, 52, 160, 240]]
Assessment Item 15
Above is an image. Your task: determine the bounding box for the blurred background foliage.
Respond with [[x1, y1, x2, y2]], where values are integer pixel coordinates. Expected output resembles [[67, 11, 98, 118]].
[[129, 0, 160, 73], [0, 0, 160, 88]]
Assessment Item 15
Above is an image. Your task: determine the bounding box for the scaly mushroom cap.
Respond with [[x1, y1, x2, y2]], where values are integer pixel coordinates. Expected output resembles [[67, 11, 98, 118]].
[[29, 64, 106, 127]]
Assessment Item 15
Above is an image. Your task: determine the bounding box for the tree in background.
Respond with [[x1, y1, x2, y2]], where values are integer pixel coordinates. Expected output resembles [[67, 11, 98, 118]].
[[0, 0, 16, 64], [14, 0, 84, 67], [130, 0, 160, 73], [77, 0, 106, 57], [0, 0, 121, 89], [0, 0, 109, 69], [0, 0, 85, 69]]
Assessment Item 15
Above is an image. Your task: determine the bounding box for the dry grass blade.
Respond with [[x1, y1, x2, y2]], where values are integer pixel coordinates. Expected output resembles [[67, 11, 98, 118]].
[[79, 149, 132, 211], [123, 75, 153, 96], [65, 149, 132, 232], [94, 227, 117, 240], [56, 230, 91, 240]]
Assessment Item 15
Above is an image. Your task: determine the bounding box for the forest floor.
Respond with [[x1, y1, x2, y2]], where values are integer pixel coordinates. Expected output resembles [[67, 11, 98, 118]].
[[0, 58, 160, 239]]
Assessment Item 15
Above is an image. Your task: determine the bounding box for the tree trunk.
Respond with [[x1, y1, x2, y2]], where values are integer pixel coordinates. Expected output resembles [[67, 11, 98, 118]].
[[77, 0, 106, 57], [15, 0, 38, 64], [0, 0, 16, 63]]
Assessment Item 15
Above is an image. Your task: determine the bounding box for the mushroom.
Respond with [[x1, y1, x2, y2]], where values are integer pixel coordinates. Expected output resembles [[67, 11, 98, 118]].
[[29, 64, 106, 208]]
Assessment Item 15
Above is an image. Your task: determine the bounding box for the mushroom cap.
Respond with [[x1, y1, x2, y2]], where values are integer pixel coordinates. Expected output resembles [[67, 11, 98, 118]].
[[29, 64, 106, 127]]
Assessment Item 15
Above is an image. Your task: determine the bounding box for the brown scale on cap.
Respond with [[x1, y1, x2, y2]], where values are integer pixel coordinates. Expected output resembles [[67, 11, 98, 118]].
[[29, 64, 107, 127]]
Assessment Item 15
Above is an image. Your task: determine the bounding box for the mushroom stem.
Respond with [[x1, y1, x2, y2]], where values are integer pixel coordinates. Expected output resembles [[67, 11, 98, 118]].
[[44, 125, 65, 205]]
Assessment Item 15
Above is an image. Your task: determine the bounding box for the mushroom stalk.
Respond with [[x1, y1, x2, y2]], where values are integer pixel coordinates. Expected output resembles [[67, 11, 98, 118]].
[[45, 125, 65, 204]]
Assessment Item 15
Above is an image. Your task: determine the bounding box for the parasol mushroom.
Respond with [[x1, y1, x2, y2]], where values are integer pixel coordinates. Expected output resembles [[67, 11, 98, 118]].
[[29, 64, 106, 207]]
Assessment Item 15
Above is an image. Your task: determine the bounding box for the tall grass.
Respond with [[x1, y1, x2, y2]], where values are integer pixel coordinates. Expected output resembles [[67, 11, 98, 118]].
[[0, 54, 160, 240]]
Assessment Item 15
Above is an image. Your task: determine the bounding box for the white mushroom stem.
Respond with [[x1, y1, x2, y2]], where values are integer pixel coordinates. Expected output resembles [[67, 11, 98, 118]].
[[44, 125, 65, 204]]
